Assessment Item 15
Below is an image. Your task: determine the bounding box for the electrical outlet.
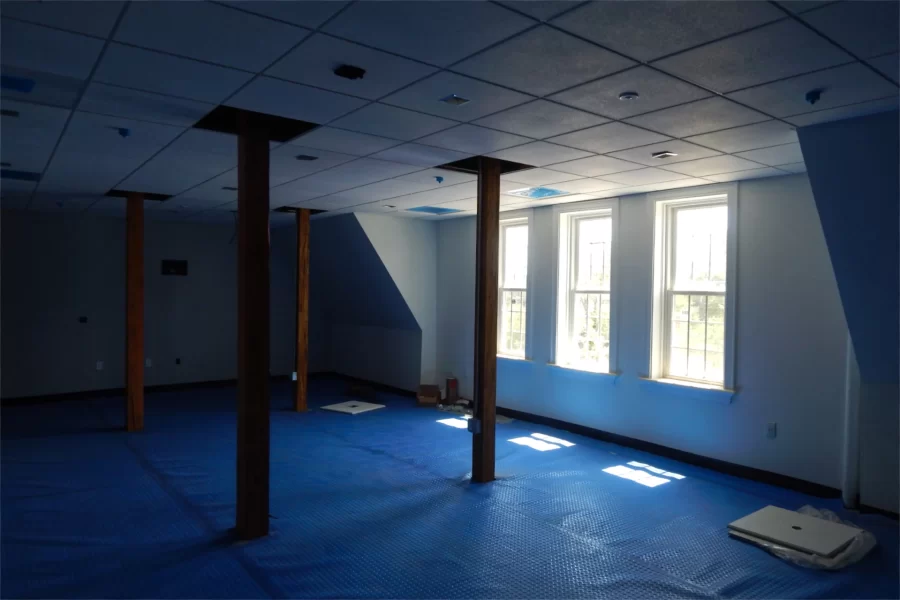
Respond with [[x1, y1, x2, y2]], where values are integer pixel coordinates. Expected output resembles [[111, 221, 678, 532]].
[[96, 360, 104, 371], [145, 358, 152, 368], [767, 422, 777, 439]]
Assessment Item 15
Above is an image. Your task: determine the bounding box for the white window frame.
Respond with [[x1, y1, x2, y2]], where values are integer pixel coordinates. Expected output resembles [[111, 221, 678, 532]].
[[551, 198, 619, 373], [649, 183, 737, 390], [498, 209, 534, 359]]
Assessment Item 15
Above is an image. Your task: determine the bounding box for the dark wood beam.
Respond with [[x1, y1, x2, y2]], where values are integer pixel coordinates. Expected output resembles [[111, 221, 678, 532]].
[[125, 192, 144, 432], [294, 209, 310, 412], [236, 111, 271, 540], [472, 156, 501, 483]]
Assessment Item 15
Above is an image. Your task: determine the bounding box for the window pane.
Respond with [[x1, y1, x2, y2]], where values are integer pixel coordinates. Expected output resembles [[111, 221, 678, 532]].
[[570, 292, 609, 371], [669, 348, 688, 378], [499, 290, 527, 356], [707, 295, 725, 323], [687, 350, 706, 379], [666, 292, 724, 384], [503, 224, 528, 288], [673, 205, 727, 292], [576, 217, 611, 291], [672, 294, 690, 321]]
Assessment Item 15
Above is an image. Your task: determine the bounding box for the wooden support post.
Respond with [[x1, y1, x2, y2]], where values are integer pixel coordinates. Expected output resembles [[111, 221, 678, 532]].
[[236, 113, 271, 540], [472, 157, 501, 483], [125, 193, 144, 432], [294, 209, 310, 412]]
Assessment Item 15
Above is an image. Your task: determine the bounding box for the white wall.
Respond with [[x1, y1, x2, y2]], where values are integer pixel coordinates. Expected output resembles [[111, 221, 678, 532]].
[[437, 174, 850, 489]]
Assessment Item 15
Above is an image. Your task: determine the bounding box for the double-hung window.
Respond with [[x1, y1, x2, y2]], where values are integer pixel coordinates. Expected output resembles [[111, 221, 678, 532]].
[[555, 200, 618, 373], [498, 216, 529, 357], [650, 186, 737, 388]]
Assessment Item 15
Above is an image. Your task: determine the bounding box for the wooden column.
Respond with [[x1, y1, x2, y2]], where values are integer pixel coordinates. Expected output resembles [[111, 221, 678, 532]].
[[294, 209, 310, 412], [472, 157, 501, 483], [125, 192, 144, 432], [236, 113, 271, 540]]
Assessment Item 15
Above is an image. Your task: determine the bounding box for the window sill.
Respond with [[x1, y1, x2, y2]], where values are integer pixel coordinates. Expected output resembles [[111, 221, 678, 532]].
[[548, 363, 622, 382], [639, 377, 735, 404], [497, 354, 531, 362]]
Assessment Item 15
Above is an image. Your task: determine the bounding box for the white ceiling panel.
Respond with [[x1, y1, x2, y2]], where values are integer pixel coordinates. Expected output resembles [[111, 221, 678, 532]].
[[395, 168, 475, 188], [0, 1, 124, 38], [548, 122, 670, 154], [454, 26, 635, 97], [547, 154, 644, 177], [785, 96, 899, 126], [288, 126, 399, 156], [268, 178, 330, 207], [322, 2, 534, 67], [727, 63, 898, 118], [735, 142, 804, 167], [551, 1, 784, 62], [266, 34, 437, 100], [166, 129, 238, 161], [779, 162, 807, 174], [705, 167, 787, 183], [473, 100, 608, 139], [38, 152, 152, 195], [58, 111, 184, 158], [549, 66, 711, 120], [777, 2, 835, 15], [684, 120, 798, 154], [284, 157, 422, 197], [418, 124, 531, 154], [226, 77, 367, 125], [499, 2, 581, 21], [602, 168, 692, 186], [330, 103, 456, 141], [800, 1, 899, 59], [0, 64, 83, 109], [428, 197, 478, 212], [168, 171, 238, 205], [31, 194, 101, 213], [549, 178, 626, 194], [653, 20, 853, 93], [118, 156, 234, 196], [317, 178, 436, 205], [1, 18, 104, 79], [269, 146, 357, 185], [501, 168, 581, 186], [370, 143, 471, 167], [606, 140, 722, 166], [222, 1, 348, 29], [868, 53, 899, 84], [661, 155, 763, 177], [115, 2, 310, 72], [94, 44, 253, 103], [78, 83, 214, 127], [616, 177, 711, 197], [488, 141, 592, 167], [382, 181, 477, 209], [383, 71, 533, 121], [0, 100, 70, 172], [625, 97, 769, 138]]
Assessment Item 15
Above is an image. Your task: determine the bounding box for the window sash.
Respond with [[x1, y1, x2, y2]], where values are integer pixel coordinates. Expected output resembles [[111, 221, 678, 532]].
[[498, 217, 529, 357], [662, 290, 725, 384]]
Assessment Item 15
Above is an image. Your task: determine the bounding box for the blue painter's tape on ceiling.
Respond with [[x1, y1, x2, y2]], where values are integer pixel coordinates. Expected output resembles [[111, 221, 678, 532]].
[[0, 75, 36, 93], [407, 206, 462, 215], [1, 169, 41, 182]]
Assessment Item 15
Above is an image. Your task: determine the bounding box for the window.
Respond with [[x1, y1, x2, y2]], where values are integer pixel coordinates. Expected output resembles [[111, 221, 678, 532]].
[[554, 200, 618, 372], [650, 186, 736, 389], [498, 216, 529, 357]]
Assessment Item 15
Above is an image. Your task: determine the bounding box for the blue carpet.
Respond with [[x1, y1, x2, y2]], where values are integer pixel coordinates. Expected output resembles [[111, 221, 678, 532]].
[[2, 380, 897, 599]]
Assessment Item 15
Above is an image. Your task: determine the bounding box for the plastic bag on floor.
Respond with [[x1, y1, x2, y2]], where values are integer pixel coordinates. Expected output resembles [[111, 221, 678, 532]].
[[747, 505, 876, 570]]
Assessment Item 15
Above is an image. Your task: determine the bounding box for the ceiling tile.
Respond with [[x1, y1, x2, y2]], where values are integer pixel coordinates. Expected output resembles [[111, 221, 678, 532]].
[[0, 64, 82, 109], [473, 100, 608, 139], [779, 162, 807, 174], [417, 124, 531, 154], [801, 1, 899, 59], [868, 53, 899, 84], [288, 126, 399, 155], [222, 1, 348, 29], [94, 44, 253, 103], [454, 26, 635, 97], [395, 168, 475, 188], [776, 1, 835, 15], [499, 1, 581, 21], [78, 83, 214, 127], [226, 77, 367, 125], [735, 142, 804, 166], [0, 100, 70, 172], [266, 34, 437, 100], [501, 168, 581, 186], [549, 178, 626, 194], [31, 193, 98, 213], [727, 62, 898, 118], [0, 1, 124, 37], [269, 144, 358, 183], [607, 140, 722, 166], [547, 122, 670, 154], [705, 167, 787, 182], [601, 168, 691, 186], [487, 141, 592, 167], [115, 2, 310, 72], [318, 179, 436, 206], [785, 96, 899, 126], [60, 112, 185, 157], [653, 20, 853, 93], [329, 103, 456, 141], [662, 154, 763, 177], [286, 158, 422, 196], [551, 1, 784, 62], [616, 177, 711, 197], [625, 97, 768, 138], [382, 181, 478, 208], [1, 18, 104, 79], [268, 178, 330, 206], [547, 154, 644, 177], [322, 2, 534, 67], [549, 66, 711, 120], [168, 171, 238, 204], [369, 143, 472, 167], [684, 120, 798, 153], [383, 71, 533, 121]]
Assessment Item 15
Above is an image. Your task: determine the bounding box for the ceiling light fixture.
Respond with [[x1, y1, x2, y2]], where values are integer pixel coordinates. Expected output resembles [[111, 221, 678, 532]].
[[652, 151, 678, 159], [618, 91, 640, 101], [295, 154, 318, 161], [440, 94, 470, 106]]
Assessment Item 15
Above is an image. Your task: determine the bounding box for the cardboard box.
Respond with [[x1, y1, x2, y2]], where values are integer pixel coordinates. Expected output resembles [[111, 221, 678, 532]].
[[417, 384, 440, 406]]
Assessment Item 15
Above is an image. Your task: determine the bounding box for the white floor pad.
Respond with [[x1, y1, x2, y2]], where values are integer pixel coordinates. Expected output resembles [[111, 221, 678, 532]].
[[321, 401, 385, 415]]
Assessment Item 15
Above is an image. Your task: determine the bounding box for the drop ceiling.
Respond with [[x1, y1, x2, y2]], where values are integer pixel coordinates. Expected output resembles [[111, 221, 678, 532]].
[[0, 0, 897, 223]]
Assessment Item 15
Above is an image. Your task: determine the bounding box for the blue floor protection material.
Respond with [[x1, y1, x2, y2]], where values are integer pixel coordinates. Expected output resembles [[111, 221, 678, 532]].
[[2, 380, 897, 599]]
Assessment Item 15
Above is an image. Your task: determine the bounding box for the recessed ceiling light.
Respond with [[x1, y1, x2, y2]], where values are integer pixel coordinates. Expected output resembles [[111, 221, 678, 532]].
[[440, 94, 470, 106], [333, 64, 366, 80], [652, 151, 678, 159], [619, 91, 640, 101], [222, 186, 237, 191], [295, 154, 318, 161]]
